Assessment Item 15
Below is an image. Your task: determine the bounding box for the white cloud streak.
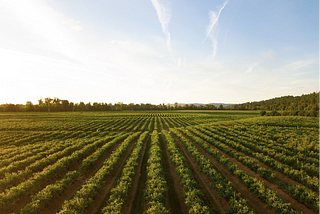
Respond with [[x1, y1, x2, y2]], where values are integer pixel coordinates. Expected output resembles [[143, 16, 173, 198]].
[[202, 0, 229, 44], [151, 0, 175, 63], [202, 0, 229, 60]]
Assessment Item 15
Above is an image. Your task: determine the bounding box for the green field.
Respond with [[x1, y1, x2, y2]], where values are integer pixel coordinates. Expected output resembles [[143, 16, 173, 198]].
[[0, 111, 318, 214]]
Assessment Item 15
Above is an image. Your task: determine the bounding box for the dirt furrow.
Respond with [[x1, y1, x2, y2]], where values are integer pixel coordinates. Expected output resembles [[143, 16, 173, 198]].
[[170, 132, 228, 214], [159, 133, 187, 214], [85, 137, 139, 214], [160, 117, 169, 130], [41, 139, 123, 214], [129, 136, 150, 214], [185, 129, 316, 214], [5, 137, 117, 214], [122, 135, 149, 214], [175, 130, 274, 214]]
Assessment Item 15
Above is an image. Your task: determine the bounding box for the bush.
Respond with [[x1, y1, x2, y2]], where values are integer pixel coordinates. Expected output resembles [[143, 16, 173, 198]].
[[259, 110, 266, 116], [309, 110, 319, 117], [290, 110, 299, 116], [266, 110, 280, 116]]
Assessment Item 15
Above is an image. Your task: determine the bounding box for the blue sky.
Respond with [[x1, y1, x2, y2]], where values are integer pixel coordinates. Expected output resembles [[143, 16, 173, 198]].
[[0, 0, 318, 105]]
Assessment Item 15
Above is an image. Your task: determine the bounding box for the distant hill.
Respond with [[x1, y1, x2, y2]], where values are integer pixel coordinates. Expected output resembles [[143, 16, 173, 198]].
[[174, 103, 235, 108], [225, 92, 319, 112]]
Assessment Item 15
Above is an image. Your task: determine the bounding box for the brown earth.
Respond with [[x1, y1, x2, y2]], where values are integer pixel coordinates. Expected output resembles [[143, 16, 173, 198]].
[[159, 133, 188, 214], [122, 134, 149, 214], [175, 130, 275, 214], [129, 137, 150, 214], [4, 135, 119, 214], [85, 137, 138, 214], [187, 129, 316, 214], [160, 118, 169, 131], [206, 127, 316, 191], [170, 132, 228, 214], [39, 138, 125, 214]]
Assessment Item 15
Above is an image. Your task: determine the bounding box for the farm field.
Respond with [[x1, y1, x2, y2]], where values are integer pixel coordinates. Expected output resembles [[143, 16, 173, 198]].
[[0, 111, 318, 214]]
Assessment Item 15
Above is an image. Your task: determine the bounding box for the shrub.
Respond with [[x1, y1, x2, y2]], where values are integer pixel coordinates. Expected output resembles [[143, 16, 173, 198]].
[[259, 110, 266, 116]]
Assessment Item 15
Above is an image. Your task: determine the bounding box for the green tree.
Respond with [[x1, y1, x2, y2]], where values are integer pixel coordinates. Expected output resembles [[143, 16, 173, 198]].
[[25, 101, 34, 112], [259, 110, 266, 116], [44, 97, 53, 113], [61, 100, 69, 111]]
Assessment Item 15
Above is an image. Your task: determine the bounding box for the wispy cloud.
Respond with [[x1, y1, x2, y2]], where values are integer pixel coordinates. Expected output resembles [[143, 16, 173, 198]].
[[282, 59, 317, 72], [151, 0, 175, 63], [245, 62, 260, 73], [202, 0, 229, 59]]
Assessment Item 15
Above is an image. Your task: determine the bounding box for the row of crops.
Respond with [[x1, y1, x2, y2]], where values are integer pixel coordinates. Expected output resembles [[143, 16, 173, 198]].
[[0, 112, 318, 213], [0, 114, 200, 132]]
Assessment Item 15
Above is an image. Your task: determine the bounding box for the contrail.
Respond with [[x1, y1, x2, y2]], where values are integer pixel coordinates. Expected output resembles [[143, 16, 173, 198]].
[[151, 0, 175, 63], [202, 0, 229, 44]]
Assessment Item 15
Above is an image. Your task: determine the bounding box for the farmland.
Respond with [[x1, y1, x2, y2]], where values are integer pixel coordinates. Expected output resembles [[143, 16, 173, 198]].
[[0, 111, 318, 214]]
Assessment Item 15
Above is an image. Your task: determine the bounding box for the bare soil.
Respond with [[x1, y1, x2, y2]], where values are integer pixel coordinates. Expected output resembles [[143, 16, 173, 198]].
[[85, 137, 138, 214], [208, 127, 317, 192], [160, 118, 169, 130], [129, 137, 150, 214], [5, 137, 119, 214], [39, 138, 124, 214], [159, 133, 187, 214], [189, 130, 316, 214], [175, 130, 275, 214], [170, 132, 228, 214], [121, 134, 149, 214]]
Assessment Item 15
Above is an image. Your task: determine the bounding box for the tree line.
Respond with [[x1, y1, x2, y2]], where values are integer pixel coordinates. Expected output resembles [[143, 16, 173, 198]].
[[226, 92, 319, 117], [0, 92, 318, 115], [0, 98, 221, 112]]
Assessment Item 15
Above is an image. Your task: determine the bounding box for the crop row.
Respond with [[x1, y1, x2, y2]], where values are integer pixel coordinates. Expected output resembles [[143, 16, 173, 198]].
[[57, 132, 140, 213], [169, 129, 255, 214], [162, 130, 211, 214], [174, 128, 301, 214], [101, 131, 149, 213], [144, 130, 169, 213], [185, 126, 318, 212], [0, 132, 126, 211], [215, 126, 318, 170], [19, 132, 131, 214], [199, 126, 319, 191]]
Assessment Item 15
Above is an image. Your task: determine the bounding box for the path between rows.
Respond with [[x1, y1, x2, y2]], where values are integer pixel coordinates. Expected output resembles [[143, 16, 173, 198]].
[[122, 134, 149, 214], [175, 129, 275, 214], [85, 137, 139, 214], [197, 128, 316, 212], [41, 138, 125, 214], [170, 131, 227, 214], [159, 133, 187, 214]]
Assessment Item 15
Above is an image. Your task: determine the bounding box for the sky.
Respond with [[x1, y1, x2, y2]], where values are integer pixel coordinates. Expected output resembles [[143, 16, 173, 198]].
[[0, 0, 318, 105]]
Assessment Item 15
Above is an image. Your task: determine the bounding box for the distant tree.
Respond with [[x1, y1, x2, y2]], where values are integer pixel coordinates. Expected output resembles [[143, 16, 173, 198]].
[[174, 102, 179, 110], [38, 98, 43, 106], [53, 97, 61, 111], [61, 100, 69, 111], [85, 102, 92, 111], [205, 104, 216, 110], [167, 103, 171, 110], [259, 110, 266, 116], [69, 102, 74, 111], [218, 104, 224, 110], [5, 104, 16, 112], [44, 97, 53, 113], [25, 101, 34, 112]]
